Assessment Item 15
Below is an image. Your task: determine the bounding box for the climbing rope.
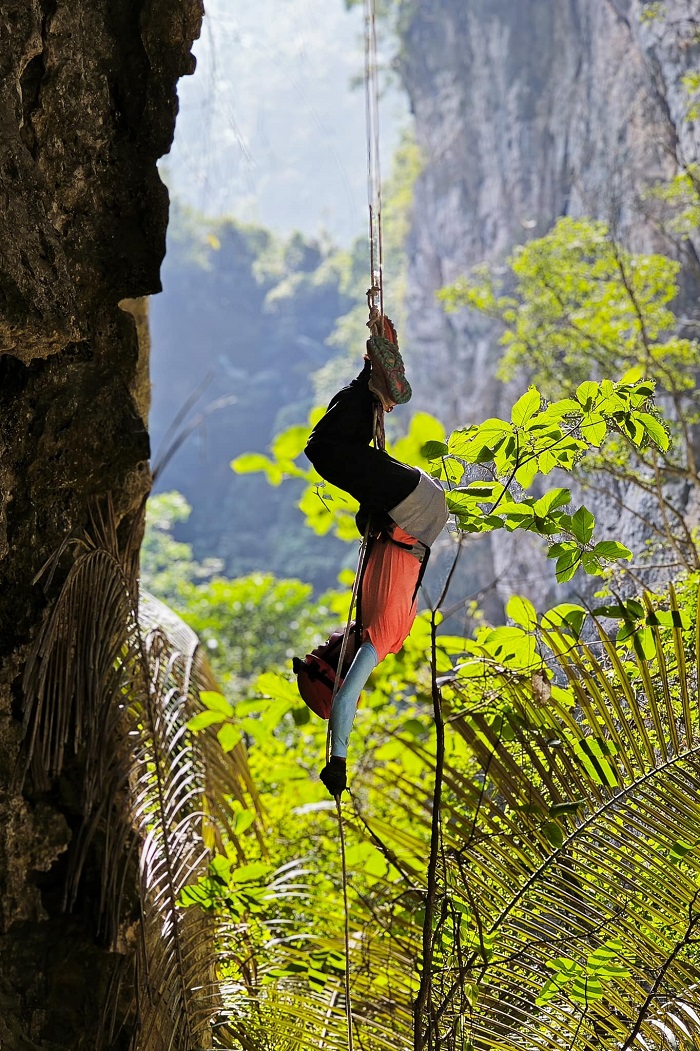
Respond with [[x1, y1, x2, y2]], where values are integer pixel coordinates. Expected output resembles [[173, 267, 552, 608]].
[[325, 402, 383, 1051], [323, 529, 365, 1051], [364, 0, 384, 320], [337, 793, 354, 1051], [326, 3, 388, 1045]]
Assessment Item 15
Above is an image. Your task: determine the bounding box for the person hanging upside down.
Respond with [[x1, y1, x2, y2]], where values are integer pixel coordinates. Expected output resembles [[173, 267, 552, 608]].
[[298, 316, 448, 796]]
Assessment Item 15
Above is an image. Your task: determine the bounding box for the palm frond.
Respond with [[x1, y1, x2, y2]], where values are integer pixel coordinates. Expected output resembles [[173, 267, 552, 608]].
[[400, 587, 700, 1050], [21, 498, 260, 1050]]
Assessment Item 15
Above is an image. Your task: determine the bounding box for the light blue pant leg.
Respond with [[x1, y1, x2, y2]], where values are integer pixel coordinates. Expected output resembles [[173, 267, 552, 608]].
[[329, 640, 379, 758]]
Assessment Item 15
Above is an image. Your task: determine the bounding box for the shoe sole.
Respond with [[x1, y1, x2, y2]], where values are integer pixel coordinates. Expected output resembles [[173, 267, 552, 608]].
[[366, 334, 412, 406]]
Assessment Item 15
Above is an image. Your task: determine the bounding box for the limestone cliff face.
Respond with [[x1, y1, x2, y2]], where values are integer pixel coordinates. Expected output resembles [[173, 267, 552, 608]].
[[398, 0, 700, 606], [0, 2, 202, 1047]]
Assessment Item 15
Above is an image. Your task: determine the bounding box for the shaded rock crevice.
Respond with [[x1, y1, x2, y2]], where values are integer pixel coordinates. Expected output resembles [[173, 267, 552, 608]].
[[0, 0, 203, 1047]]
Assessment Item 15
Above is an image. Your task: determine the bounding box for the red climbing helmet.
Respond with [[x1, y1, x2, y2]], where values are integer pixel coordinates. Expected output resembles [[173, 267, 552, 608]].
[[292, 627, 359, 719]]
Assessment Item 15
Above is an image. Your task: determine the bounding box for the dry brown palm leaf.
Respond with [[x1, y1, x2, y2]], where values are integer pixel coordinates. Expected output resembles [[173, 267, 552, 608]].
[[22, 497, 260, 1051]]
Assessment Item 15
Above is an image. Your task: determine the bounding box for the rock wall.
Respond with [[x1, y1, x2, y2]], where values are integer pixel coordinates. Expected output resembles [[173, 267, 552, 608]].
[[0, 1, 202, 1047], [399, 0, 700, 608]]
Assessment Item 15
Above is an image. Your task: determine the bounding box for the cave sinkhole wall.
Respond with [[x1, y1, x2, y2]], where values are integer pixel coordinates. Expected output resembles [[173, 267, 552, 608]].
[[0, 1, 203, 1047], [399, 0, 700, 608]]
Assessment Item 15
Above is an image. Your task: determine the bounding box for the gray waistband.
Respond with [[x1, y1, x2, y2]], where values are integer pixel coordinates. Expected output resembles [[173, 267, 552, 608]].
[[389, 469, 448, 547]]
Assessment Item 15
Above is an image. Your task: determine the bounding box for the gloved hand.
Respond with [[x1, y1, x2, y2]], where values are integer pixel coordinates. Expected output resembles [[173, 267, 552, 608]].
[[320, 755, 347, 797]]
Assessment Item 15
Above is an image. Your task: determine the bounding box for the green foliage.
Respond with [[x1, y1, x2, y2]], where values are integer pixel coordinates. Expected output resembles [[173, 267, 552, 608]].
[[683, 70, 700, 121], [157, 205, 695, 1047], [648, 163, 700, 238], [153, 207, 358, 590], [140, 491, 223, 603], [640, 1, 666, 21], [179, 565, 700, 1051], [439, 217, 698, 395], [439, 216, 700, 571], [236, 378, 668, 583], [141, 492, 338, 689]]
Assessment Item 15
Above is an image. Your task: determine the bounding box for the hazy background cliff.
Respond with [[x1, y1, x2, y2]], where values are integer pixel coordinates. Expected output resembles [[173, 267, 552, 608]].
[[400, 0, 700, 603]]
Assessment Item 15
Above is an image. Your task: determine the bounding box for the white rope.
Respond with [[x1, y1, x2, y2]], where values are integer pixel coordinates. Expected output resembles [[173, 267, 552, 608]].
[[337, 793, 354, 1051], [328, 7, 386, 1047], [364, 0, 383, 319]]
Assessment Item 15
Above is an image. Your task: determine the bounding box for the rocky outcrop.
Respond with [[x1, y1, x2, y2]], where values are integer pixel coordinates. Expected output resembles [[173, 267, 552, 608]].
[[399, 0, 700, 608], [0, 1, 202, 1047]]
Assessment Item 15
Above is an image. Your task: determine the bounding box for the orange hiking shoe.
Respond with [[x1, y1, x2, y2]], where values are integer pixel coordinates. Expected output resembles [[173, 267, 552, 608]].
[[365, 313, 412, 410]]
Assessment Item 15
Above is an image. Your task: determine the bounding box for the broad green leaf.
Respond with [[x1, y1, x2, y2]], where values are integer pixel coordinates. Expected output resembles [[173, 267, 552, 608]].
[[447, 427, 474, 457], [187, 709, 225, 732], [461, 481, 504, 501], [506, 595, 537, 631], [636, 411, 670, 450], [591, 540, 633, 561], [271, 424, 309, 462], [476, 417, 512, 437], [549, 800, 585, 818], [511, 387, 541, 427], [533, 488, 571, 516], [211, 853, 233, 880], [546, 398, 583, 417], [546, 956, 580, 976], [393, 412, 447, 469], [582, 551, 605, 576], [570, 975, 604, 1004], [554, 549, 581, 583], [421, 440, 449, 459], [487, 629, 537, 669], [622, 414, 645, 445], [646, 608, 690, 629], [542, 820, 564, 848], [514, 457, 538, 489], [632, 625, 656, 661], [447, 490, 478, 515], [592, 603, 627, 618], [537, 974, 573, 1006], [231, 452, 283, 485], [233, 809, 255, 836], [576, 380, 599, 407], [581, 412, 606, 446], [541, 603, 587, 637], [256, 672, 300, 705], [537, 449, 560, 474], [571, 506, 595, 545], [217, 723, 243, 753], [230, 862, 272, 884], [200, 690, 235, 717], [620, 364, 644, 382], [670, 839, 699, 864], [587, 939, 624, 969]]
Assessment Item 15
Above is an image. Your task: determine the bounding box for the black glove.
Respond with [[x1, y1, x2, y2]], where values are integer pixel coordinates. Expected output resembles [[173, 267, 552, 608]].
[[320, 756, 347, 796]]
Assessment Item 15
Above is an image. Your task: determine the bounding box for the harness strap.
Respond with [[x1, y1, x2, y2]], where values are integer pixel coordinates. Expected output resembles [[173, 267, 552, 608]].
[[411, 544, 431, 604]]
